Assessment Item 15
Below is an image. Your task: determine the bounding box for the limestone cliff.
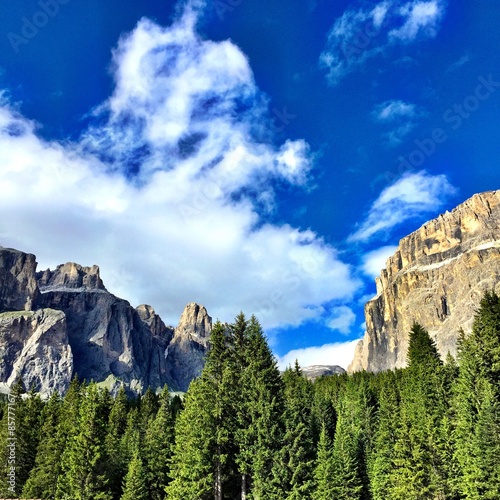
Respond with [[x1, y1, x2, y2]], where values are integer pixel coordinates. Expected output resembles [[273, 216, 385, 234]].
[[0, 247, 38, 312], [0, 309, 72, 395], [0, 247, 211, 396], [349, 190, 500, 373], [165, 303, 212, 392]]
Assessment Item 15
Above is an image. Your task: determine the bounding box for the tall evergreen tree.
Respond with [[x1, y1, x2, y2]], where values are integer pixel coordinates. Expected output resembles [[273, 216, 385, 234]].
[[120, 450, 148, 500], [313, 422, 335, 500], [22, 391, 64, 500], [56, 383, 112, 500], [454, 291, 500, 498], [167, 321, 229, 500], [143, 385, 175, 500], [278, 362, 316, 500], [105, 386, 129, 500]]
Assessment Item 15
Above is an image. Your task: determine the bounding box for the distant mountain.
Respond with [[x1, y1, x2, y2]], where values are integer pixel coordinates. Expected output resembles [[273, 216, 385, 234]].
[[301, 365, 345, 381], [350, 190, 500, 373], [0, 246, 211, 396]]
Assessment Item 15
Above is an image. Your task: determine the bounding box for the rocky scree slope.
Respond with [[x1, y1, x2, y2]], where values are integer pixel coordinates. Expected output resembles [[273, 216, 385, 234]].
[[0, 247, 212, 396], [349, 190, 500, 373]]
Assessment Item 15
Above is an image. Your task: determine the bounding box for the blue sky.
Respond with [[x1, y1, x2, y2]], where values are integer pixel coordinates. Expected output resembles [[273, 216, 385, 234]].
[[0, 0, 499, 368]]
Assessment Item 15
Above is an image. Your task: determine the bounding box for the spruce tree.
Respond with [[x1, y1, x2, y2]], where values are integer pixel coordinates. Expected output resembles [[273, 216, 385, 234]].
[[22, 391, 64, 500], [105, 385, 129, 500], [120, 450, 148, 500], [143, 385, 175, 500], [278, 362, 316, 500], [313, 422, 335, 500], [167, 321, 229, 500], [368, 371, 400, 500], [454, 291, 500, 498], [56, 383, 112, 500]]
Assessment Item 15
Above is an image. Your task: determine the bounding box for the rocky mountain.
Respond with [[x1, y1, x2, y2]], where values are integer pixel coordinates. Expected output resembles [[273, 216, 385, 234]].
[[0, 247, 212, 396], [301, 365, 346, 381], [349, 190, 500, 373]]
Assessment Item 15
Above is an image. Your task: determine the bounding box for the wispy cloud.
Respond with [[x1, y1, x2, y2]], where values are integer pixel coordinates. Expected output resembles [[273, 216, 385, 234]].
[[373, 99, 419, 122], [361, 245, 398, 277], [0, 0, 360, 330], [446, 53, 471, 73], [320, 0, 446, 85], [277, 339, 361, 370], [349, 170, 456, 242], [372, 99, 426, 146]]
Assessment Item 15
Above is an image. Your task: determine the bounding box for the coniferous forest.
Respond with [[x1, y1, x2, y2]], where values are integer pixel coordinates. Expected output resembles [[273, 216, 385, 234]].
[[1, 292, 500, 500]]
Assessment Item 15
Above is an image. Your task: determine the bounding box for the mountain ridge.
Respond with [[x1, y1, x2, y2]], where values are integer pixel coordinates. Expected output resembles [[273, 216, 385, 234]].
[[349, 189, 500, 372]]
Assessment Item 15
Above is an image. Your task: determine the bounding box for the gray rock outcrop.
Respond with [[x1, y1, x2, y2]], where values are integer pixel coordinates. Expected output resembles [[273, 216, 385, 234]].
[[165, 303, 212, 392], [0, 247, 38, 312], [0, 246, 211, 396], [301, 365, 346, 381], [349, 190, 500, 373], [0, 309, 72, 395], [37, 262, 106, 291]]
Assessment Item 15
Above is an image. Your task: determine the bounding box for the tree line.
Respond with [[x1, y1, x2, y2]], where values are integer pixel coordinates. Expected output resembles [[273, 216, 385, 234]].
[[1, 292, 500, 499]]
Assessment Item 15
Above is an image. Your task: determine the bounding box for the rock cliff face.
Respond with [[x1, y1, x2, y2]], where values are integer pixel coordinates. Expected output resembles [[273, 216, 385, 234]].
[[165, 303, 212, 392], [0, 247, 39, 311], [0, 309, 72, 396], [349, 190, 500, 373], [0, 247, 211, 396]]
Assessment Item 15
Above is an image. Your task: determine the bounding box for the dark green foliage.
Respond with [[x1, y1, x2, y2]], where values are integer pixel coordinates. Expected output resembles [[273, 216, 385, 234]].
[[22, 391, 64, 500], [120, 451, 148, 500], [407, 322, 442, 369], [3, 294, 500, 499], [454, 291, 500, 498]]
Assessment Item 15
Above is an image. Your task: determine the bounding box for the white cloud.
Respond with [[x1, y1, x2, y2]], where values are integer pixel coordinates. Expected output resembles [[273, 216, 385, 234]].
[[327, 306, 356, 334], [390, 1, 443, 41], [0, 1, 360, 331], [362, 245, 398, 277], [372, 99, 426, 146], [320, 0, 446, 85], [349, 170, 456, 242], [373, 99, 419, 122], [277, 339, 361, 370]]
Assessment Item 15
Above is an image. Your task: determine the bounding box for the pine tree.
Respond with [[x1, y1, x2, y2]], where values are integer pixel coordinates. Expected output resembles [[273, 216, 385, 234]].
[[22, 391, 64, 500], [120, 450, 148, 500], [369, 371, 400, 500], [56, 383, 112, 500], [454, 291, 500, 498], [313, 422, 335, 500], [143, 385, 175, 500], [165, 377, 215, 500], [328, 385, 364, 500], [278, 362, 316, 500], [407, 322, 442, 369], [166, 321, 229, 500], [105, 385, 129, 500], [244, 316, 285, 500]]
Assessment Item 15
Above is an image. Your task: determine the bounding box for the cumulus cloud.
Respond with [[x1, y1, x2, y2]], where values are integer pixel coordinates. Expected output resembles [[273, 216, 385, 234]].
[[0, 1, 360, 330], [320, 0, 446, 85], [277, 339, 361, 370], [349, 170, 456, 242], [327, 306, 356, 334], [362, 245, 398, 277]]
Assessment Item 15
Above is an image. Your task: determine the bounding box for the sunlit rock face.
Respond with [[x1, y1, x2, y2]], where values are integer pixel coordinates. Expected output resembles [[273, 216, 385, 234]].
[[350, 190, 500, 373], [0, 246, 210, 396]]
